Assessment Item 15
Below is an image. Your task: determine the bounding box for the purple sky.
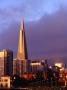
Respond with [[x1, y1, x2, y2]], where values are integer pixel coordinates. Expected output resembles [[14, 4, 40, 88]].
[[0, 0, 67, 64]]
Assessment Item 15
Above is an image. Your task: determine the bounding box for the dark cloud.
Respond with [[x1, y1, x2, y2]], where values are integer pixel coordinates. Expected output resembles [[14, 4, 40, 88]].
[[0, 9, 67, 64], [0, 21, 19, 56], [26, 9, 67, 62]]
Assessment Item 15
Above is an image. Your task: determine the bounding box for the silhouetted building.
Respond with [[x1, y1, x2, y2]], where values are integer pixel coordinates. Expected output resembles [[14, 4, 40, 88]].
[[30, 59, 47, 72], [0, 49, 13, 76]]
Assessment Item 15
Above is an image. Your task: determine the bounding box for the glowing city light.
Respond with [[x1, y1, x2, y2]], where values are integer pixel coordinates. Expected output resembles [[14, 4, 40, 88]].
[[30, 62, 41, 66], [55, 63, 63, 68]]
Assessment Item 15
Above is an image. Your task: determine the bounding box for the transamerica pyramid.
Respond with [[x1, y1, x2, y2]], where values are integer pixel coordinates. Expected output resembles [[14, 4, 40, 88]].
[[17, 19, 28, 60]]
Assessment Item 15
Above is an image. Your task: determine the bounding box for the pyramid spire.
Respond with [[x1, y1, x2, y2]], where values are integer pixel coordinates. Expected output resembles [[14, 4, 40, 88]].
[[17, 19, 28, 60], [20, 18, 24, 31]]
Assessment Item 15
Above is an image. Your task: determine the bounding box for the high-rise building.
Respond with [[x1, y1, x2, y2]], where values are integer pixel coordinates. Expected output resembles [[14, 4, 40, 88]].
[[16, 19, 28, 76], [0, 49, 13, 76], [17, 19, 28, 60], [13, 58, 17, 75]]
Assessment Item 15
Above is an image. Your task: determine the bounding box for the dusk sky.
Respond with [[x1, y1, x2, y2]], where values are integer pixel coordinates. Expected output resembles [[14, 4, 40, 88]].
[[0, 0, 67, 64]]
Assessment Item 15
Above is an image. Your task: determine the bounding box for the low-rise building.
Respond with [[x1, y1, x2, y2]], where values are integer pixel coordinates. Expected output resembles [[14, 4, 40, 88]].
[[0, 76, 11, 88]]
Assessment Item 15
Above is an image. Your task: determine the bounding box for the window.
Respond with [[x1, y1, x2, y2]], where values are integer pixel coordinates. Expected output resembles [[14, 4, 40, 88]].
[[1, 83, 3, 87], [5, 84, 8, 87], [4, 79, 8, 82]]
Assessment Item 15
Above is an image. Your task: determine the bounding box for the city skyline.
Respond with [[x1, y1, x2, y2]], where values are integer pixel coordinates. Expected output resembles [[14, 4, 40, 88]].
[[0, 0, 67, 64]]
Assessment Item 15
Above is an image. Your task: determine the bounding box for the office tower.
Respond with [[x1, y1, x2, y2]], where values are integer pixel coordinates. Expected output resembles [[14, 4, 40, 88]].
[[13, 59, 31, 76], [30, 60, 44, 72], [17, 19, 28, 60], [16, 19, 28, 76], [13, 58, 17, 75], [0, 49, 13, 76]]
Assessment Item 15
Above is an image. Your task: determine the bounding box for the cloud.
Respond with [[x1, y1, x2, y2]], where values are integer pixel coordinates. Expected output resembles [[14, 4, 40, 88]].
[[25, 9, 67, 60], [0, 8, 67, 60], [0, 0, 67, 64], [0, 21, 19, 56], [0, 0, 67, 22]]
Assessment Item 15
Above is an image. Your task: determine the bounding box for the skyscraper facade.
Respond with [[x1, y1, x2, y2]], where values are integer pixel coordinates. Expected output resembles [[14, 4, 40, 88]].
[[13, 58, 17, 75], [16, 19, 28, 76], [0, 49, 13, 76], [17, 19, 28, 60]]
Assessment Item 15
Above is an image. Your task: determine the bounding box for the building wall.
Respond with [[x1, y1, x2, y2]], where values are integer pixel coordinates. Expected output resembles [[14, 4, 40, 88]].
[[0, 76, 10, 88], [0, 59, 4, 76], [30, 60, 48, 73], [16, 59, 27, 76], [13, 59, 32, 76], [6, 50, 13, 76], [0, 49, 13, 76], [13, 59, 17, 75]]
